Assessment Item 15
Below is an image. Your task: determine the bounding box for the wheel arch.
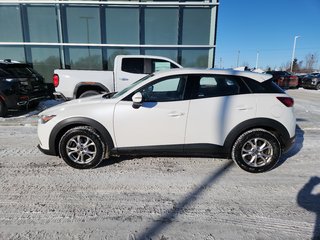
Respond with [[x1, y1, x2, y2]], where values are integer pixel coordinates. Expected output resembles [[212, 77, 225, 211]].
[[223, 118, 291, 156], [73, 83, 110, 99], [49, 117, 114, 156]]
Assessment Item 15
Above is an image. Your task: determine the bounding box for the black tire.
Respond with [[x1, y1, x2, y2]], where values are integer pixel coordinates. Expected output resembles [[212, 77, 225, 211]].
[[59, 126, 106, 169], [79, 90, 100, 98], [231, 128, 281, 173], [316, 83, 320, 90], [0, 100, 7, 117]]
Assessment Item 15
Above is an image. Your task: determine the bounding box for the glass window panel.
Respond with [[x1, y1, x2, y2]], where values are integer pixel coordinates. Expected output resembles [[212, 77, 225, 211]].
[[27, 6, 59, 43], [69, 47, 103, 70], [0, 6, 23, 42], [105, 7, 139, 44], [144, 49, 178, 63], [141, 76, 186, 102], [0, 47, 25, 62], [144, 7, 178, 45], [182, 8, 211, 45], [66, 7, 101, 43], [106, 48, 140, 70], [181, 49, 209, 68], [31, 47, 61, 83]]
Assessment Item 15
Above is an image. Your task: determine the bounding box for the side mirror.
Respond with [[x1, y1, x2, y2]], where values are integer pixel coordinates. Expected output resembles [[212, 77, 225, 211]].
[[132, 92, 143, 109]]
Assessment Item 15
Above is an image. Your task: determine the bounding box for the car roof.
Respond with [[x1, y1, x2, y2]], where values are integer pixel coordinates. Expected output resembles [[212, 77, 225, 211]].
[[0, 59, 22, 64], [0, 60, 28, 68], [153, 68, 273, 83]]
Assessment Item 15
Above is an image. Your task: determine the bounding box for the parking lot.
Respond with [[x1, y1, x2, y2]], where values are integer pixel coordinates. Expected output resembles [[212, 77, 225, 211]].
[[0, 89, 319, 240]]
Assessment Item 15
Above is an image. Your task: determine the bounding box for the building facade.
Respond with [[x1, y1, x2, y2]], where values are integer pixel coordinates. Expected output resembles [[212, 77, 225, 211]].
[[0, 0, 219, 82]]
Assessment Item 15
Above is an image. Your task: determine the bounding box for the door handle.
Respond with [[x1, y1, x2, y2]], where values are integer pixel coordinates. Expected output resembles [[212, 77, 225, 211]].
[[120, 78, 128, 81], [236, 105, 252, 110], [168, 112, 184, 117]]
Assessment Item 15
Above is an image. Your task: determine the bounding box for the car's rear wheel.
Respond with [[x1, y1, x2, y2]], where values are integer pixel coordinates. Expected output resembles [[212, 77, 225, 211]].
[[231, 128, 281, 173], [316, 83, 320, 90], [0, 100, 7, 117], [59, 126, 106, 169], [79, 90, 100, 98]]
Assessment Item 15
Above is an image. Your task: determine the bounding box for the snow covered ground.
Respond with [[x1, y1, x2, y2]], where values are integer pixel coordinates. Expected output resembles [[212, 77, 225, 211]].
[[0, 89, 319, 240]]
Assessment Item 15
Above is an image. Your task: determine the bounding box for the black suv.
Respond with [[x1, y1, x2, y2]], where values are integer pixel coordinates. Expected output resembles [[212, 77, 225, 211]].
[[301, 73, 320, 90], [0, 60, 49, 117]]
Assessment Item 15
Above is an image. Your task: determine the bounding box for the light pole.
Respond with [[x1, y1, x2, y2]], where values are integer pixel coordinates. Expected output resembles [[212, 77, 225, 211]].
[[255, 51, 259, 69], [290, 35, 300, 72], [237, 50, 240, 67]]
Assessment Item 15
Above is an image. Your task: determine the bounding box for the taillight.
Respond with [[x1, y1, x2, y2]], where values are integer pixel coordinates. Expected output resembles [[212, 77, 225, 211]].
[[277, 97, 294, 107], [53, 74, 59, 88]]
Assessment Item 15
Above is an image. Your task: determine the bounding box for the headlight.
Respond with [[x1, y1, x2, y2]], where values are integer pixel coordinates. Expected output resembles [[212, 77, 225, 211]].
[[39, 115, 56, 124], [312, 78, 317, 84]]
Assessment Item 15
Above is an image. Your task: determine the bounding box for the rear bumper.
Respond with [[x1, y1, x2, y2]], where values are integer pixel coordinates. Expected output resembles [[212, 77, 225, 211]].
[[277, 80, 298, 88], [53, 92, 68, 101], [6, 93, 50, 109], [21, 95, 49, 107], [282, 135, 296, 153]]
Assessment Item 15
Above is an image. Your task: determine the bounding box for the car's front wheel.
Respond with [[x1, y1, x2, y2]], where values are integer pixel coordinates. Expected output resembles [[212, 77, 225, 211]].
[[59, 126, 106, 169], [231, 128, 281, 173]]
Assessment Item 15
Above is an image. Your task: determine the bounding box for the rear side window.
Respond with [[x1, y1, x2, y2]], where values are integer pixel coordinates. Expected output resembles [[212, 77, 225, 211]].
[[150, 59, 179, 73], [0, 65, 39, 78], [121, 58, 179, 74], [188, 75, 250, 99], [121, 58, 144, 74], [243, 77, 284, 93]]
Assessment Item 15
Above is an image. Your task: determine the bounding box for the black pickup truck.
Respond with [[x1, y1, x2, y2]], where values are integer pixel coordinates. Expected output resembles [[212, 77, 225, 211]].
[[0, 60, 49, 117]]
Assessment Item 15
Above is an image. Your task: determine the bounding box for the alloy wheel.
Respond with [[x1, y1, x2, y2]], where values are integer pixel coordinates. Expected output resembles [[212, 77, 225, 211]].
[[66, 135, 97, 164], [241, 137, 273, 168]]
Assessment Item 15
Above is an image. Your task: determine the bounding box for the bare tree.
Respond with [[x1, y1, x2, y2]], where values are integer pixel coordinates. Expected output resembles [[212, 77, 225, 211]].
[[305, 53, 318, 72], [280, 61, 291, 71], [291, 58, 304, 73]]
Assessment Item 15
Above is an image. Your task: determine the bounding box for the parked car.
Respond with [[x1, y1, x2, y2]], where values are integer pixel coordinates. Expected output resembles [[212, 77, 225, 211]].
[[266, 71, 299, 89], [0, 59, 49, 117], [38, 69, 296, 173], [295, 73, 307, 88], [53, 55, 182, 100], [301, 73, 320, 90]]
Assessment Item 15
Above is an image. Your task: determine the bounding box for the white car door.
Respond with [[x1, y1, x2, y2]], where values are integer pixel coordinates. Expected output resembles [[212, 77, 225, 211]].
[[184, 75, 256, 147], [114, 76, 189, 149]]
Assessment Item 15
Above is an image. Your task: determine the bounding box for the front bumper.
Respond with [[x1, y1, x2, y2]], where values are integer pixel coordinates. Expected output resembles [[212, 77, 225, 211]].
[[37, 144, 57, 156], [301, 82, 318, 89]]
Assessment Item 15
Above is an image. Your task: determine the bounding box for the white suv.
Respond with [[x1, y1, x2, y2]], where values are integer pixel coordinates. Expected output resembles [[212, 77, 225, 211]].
[[38, 69, 296, 173]]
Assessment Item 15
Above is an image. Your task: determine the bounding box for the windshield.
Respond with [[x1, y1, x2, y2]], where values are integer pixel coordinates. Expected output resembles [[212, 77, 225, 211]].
[[111, 74, 154, 99]]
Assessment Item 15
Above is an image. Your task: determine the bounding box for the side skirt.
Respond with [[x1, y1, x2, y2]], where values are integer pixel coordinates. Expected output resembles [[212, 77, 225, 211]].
[[110, 144, 228, 158]]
